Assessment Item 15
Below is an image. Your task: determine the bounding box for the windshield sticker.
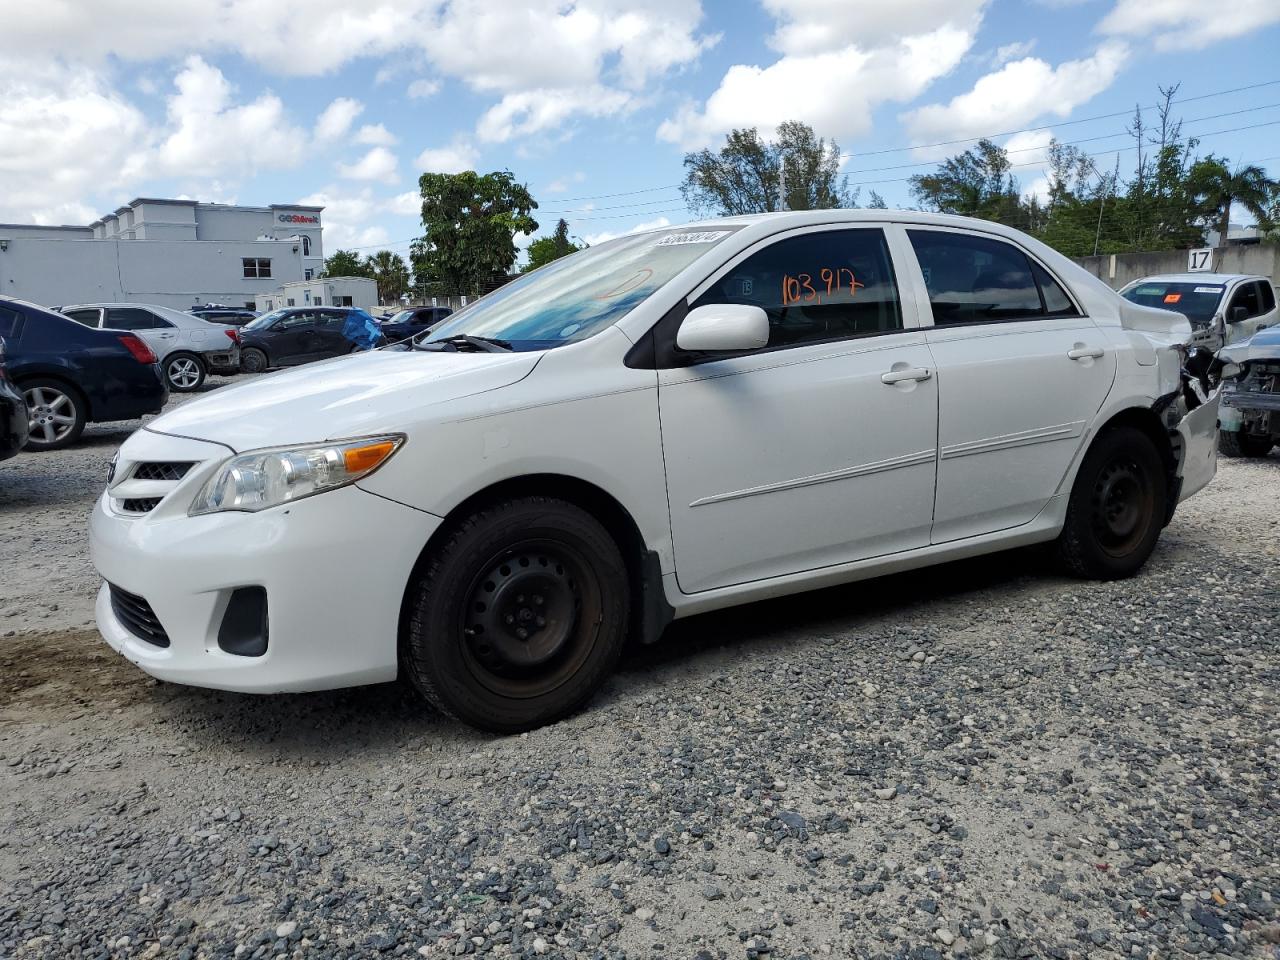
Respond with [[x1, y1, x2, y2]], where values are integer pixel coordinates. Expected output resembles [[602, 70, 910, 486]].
[[1163, 293, 1182, 304], [1133, 285, 1163, 295], [654, 231, 731, 246], [782, 269, 865, 306], [1193, 286, 1224, 294]]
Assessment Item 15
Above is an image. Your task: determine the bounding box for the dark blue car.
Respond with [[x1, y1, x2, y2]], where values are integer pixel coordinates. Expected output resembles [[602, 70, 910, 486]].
[[0, 297, 168, 451], [380, 306, 453, 342]]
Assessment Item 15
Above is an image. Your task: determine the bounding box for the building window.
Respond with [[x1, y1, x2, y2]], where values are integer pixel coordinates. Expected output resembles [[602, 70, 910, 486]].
[[314, 297, 324, 305], [336, 296, 354, 306], [242, 258, 272, 279], [304, 268, 314, 281], [302, 236, 311, 256], [287, 298, 295, 306]]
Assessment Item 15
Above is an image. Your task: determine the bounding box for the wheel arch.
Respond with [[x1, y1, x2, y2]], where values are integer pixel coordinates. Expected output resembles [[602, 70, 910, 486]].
[[1089, 404, 1180, 525], [398, 473, 673, 659], [13, 371, 92, 420]]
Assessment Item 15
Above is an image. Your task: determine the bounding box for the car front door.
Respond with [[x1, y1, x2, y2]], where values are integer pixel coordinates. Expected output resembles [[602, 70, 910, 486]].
[[657, 224, 939, 594], [1224, 280, 1277, 344], [905, 228, 1117, 544], [315, 310, 352, 357], [105, 307, 177, 359]]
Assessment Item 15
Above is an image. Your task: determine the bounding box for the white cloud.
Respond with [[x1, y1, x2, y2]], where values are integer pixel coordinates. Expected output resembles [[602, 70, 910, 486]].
[[659, 22, 979, 150], [315, 97, 364, 141], [545, 172, 587, 194], [386, 191, 422, 216], [297, 186, 391, 249], [406, 78, 441, 99], [988, 39, 1036, 67], [154, 56, 307, 179], [1099, 0, 1280, 50], [762, 0, 984, 55], [0, 64, 150, 222], [415, 139, 479, 174], [337, 146, 400, 184], [1004, 129, 1054, 167], [355, 123, 398, 146], [902, 42, 1128, 144], [477, 86, 633, 143]]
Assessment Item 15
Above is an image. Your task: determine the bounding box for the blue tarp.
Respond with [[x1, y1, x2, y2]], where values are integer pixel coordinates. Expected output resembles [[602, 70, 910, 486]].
[[342, 308, 383, 350]]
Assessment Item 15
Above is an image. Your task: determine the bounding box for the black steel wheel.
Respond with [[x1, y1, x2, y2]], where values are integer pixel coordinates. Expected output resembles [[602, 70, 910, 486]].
[[1056, 426, 1167, 580], [403, 497, 630, 732], [240, 348, 268, 373]]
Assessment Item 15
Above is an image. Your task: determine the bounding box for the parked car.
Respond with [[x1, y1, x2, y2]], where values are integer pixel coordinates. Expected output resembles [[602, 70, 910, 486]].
[[380, 306, 453, 341], [90, 211, 1219, 732], [237, 306, 382, 372], [1, 297, 166, 451], [0, 335, 30, 461], [189, 308, 259, 327], [1118, 273, 1278, 351], [60, 303, 240, 392], [1216, 325, 1280, 458]]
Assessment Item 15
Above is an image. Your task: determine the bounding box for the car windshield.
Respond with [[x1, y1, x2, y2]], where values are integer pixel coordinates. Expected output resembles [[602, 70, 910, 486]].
[[1121, 281, 1225, 327], [423, 227, 741, 351], [244, 309, 286, 331], [386, 311, 414, 324]]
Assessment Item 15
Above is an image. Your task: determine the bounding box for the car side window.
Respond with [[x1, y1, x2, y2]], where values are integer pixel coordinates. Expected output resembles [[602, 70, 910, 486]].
[[0, 305, 23, 341], [1256, 281, 1275, 314], [908, 230, 1076, 325], [277, 312, 315, 331], [1229, 282, 1262, 320], [63, 309, 101, 327], [107, 307, 170, 330], [319, 312, 347, 330], [690, 228, 902, 349]]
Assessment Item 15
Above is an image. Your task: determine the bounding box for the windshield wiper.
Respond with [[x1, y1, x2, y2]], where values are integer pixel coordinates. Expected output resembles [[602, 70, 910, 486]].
[[415, 334, 513, 353]]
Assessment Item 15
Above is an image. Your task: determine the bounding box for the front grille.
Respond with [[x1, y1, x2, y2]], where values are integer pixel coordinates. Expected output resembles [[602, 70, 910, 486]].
[[108, 583, 170, 648], [132, 461, 193, 482], [121, 497, 163, 513]]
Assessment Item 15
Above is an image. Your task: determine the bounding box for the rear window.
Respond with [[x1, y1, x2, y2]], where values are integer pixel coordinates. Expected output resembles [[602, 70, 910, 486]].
[[0, 305, 23, 343], [1121, 282, 1224, 327]]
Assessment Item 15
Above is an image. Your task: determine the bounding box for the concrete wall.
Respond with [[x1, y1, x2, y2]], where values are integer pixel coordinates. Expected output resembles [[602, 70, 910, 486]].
[[0, 224, 93, 241], [0, 238, 305, 310], [255, 277, 378, 312], [1077, 245, 1280, 290]]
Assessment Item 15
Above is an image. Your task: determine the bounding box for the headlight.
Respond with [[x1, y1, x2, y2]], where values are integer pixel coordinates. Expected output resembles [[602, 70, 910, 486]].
[[189, 435, 404, 515]]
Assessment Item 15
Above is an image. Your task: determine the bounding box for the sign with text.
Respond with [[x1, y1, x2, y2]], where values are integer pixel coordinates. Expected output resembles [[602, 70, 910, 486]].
[[1187, 247, 1212, 273]]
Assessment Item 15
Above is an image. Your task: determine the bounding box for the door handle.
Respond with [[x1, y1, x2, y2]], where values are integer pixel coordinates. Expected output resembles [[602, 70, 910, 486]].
[[881, 367, 932, 385], [1068, 346, 1104, 361]]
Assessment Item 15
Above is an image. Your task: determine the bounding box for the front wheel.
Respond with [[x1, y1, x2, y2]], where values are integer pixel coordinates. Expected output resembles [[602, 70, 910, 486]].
[[402, 497, 630, 733], [1056, 426, 1167, 580], [21, 379, 87, 451], [164, 352, 206, 392], [1218, 430, 1273, 458], [240, 348, 268, 374]]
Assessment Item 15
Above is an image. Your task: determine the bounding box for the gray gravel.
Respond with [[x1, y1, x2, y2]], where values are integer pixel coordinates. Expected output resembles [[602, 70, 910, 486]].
[[1, 381, 1278, 959]]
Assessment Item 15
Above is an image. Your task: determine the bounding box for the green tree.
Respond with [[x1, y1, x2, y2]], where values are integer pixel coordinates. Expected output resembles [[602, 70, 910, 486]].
[[366, 250, 411, 304], [410, 170, 538, 296], [323, 249, 372, 278], [680, 121, 858, 216], [1187, 157, 1278, 244], [523, 218, 581, 272], [908, 139, 1024, 227]]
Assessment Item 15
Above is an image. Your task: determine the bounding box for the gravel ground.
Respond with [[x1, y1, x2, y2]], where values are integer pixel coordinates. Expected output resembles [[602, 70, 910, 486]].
[[1, 380, 1278, 959]]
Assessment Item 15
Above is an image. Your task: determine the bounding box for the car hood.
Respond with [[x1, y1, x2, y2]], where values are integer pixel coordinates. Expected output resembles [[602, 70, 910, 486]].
[[1218, 325, 1280, 365], [146, 349, 540, 452]]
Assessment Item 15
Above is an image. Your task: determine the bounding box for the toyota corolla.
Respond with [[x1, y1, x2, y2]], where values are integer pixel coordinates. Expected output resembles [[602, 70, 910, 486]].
[[90, 211, 1220, 732]]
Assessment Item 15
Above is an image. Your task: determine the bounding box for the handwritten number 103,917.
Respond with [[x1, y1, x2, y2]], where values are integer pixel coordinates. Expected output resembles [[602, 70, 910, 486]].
[[782, 269, 864, 306]]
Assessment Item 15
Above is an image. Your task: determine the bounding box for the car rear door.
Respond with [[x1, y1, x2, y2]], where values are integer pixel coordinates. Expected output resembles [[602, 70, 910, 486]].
[[314, 310, 352, 356], [657, 223, 939, 593], [904, 227, 1117, 544]]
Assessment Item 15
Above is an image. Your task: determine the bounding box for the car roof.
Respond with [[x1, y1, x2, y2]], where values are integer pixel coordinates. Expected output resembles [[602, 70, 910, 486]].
[[1127, 273, 1266, 285], [63, 302, 229, 325]]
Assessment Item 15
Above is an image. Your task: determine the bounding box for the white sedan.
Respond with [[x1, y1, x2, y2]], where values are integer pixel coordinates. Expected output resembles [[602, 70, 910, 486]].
[[89, 211, 1220, 732]]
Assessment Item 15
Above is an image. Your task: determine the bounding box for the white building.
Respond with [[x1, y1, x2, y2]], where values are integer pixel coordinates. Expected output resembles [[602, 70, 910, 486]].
[[0, 198, 326, 310], [256, 277, 379, 312]]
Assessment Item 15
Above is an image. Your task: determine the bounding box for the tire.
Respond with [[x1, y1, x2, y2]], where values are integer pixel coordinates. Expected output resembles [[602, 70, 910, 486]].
[[240, 348, 268, 374], [1056, 426, 1168, 580], [403, 497, 630, 733], [1218, 429, 1273, 458], [20, 379, 87, 451], [164, 352, 206, 392]]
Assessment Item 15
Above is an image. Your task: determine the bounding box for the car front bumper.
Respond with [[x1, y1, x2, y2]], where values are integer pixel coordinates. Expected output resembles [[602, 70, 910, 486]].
[[90, 480, 442, 693]]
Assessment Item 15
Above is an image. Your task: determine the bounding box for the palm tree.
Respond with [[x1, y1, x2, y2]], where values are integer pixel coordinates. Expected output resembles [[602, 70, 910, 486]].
[[366, 250, 411, 305], [1188, 158, 1278, 244]]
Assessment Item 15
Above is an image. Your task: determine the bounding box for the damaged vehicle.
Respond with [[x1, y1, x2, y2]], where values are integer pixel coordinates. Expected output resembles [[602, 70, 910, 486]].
[[89, 211, 1220, 733], [1118, 273, 1278, 351], [1216, 325, 1280, 458]]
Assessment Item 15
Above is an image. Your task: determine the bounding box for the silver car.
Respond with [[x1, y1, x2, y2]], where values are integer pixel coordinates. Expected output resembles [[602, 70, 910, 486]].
[[60, 303, 240, 392]]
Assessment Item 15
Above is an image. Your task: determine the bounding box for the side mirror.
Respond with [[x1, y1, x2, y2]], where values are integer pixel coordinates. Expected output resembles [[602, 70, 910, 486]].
[[676, 304, 769, 353], [1229, 305, 1249, 324]]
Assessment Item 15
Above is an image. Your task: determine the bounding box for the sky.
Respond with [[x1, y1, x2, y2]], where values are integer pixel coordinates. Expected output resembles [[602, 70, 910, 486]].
[[2, 0, 1280, 262]]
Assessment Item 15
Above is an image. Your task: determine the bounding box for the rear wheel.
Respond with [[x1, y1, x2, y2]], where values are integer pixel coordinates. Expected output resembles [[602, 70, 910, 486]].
[[240, 348, 268, 374], [1218, 429, 1273, 458], [164, 352, 206, 392], [1056, 426, 1167, 580], [403, 497, 630, 733], [21, 379, 86, 451]]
